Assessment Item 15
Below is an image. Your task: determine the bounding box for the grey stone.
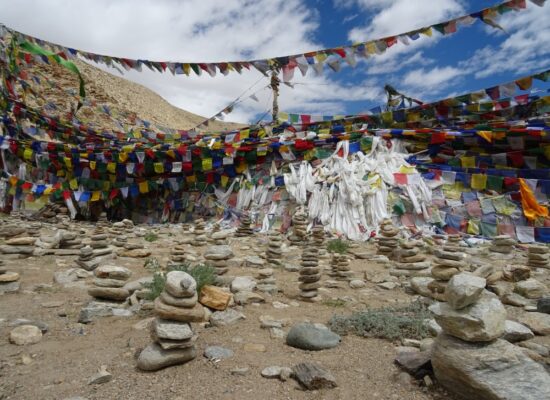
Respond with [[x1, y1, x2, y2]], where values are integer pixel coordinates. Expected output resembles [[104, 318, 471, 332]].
[[203, 245, 234, 260], [9, 325, 42, 345], [286, 323, 341, 351], [78, 301, 121, 323], [537, 298, 550, 314], [410, 277, 434, 298], [0, 281, 20, 294], [210, 309, 246, 327], [153, 319, 193, 341], [233, 291, 264, 305], [137, 342, 196, 371], [165, 271, 196, 298], [204, 346, 234, 360], [9, 319, 48, 333], [94, 265, 131, 280], [230, 276, 256, 293], [515, 279, 547, 299], [516, 312, 550, 336], [503, 320, 535, 343], [432, 334, 550, 400], [87, 366, 112, 385], [445, 273, 486, 310]]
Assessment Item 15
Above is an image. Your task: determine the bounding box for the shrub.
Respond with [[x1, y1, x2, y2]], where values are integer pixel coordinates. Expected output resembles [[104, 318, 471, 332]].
[[327, 238, 349, 254], [322, 298, 347, 308], [143, 257, 161, 272], [144, 232, 159, 242], [328, 301, 431, 341], [143, 263, 216, 301]]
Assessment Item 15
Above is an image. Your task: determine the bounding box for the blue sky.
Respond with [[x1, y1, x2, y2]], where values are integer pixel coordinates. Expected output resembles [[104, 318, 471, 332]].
[[1, 0, 549, 124]]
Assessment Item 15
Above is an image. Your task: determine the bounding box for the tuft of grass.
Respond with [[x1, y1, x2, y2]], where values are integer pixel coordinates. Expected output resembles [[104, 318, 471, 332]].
[[327, 238, 349, 254], [144, 232, 159, 242], [143, 263, 216, 301], [328, 301, 432, 341], [143, 257, 161, 272], [322, 299, 347, 308]]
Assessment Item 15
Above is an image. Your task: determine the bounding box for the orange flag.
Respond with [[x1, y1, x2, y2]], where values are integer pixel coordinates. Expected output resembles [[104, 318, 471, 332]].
[[519, 178, 548, 221]]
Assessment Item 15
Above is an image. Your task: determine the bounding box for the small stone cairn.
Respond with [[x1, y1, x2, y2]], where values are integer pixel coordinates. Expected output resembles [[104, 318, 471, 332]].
[[312, 225, 329, 265], [90, 228, 110, 250], [392, 240, 430, 277], [169, 245, 187, 266], [299, 246, 321, 302], [191, 219, 207, 247], [137, 271, 200, 371], [112, 235, 128, 248], [256, 268, 278, 294], [330, 253, 353, 281], [265, 231, 283, 266], [109, 221, 125, 237], [0, 261, 20, 294], [489, 235, 516, 255], [527, 244, 549, 269], [207, 223, 221, 243], [203, 245, 234, 276], [121, 219, 134, 234], [235, 215, 254, 237], [288, 210, 308, 246], [428, 235, 468, 301], [376, 219, 400, 258], [88, 265, 131, 302], [76, 230, 114, 271]]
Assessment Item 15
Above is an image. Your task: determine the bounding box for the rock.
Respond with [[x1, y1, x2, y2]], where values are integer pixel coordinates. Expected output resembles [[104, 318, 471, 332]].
[[94, 265, 131, 280], [245, 256, 265, 268], [87, 366, 112, 385], [199, 285, 232, 311], [210, 309, 246, 327], [78, 301, 119, 323], [0, 271, 20, 282], [9, 325, 42, 345], [231, 367, 249, 376], [292, 362, 337, 390], [426, 319, 442, 336], [154, 298, 206, 322], [378, 282, 398, 290], [515, 279, 548, 299], [137, 342, 196, 371], [503, 320, 535, 343], [233, 291, 264, 305], [432, 334, 550, 400], [230, 276, 256, 293], [203, 245, 234, 260], [516, 312, 550, 335], [502, 293, 531, 307], [517, 341, 550, 357], [165, 271, 196, 298], [0, 245, 35, 254], [410, 277, 434, 297], [118, 249, 151, 258], [429, 291, 506, 342], [419, 338, 435, 352], [0, 281, 20, 294], [445, 273, 486, 310], [349, 280, 366, 289], [88, 287, 130, 301], [261, 366, 292, 380], [394, 350, 432, 379], [286, 323, 341, 351], [204, 346, 234, 360], [153, 319, 193, 341], [9, 319, 48, 333], [537, 298, 550, 314]]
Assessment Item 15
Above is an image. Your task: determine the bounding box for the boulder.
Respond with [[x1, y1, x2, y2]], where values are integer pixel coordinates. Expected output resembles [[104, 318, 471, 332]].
[[165, 271, 196, 298], [9, 325, 42, 345], [516, 312, 550, 336], [445, 273, 486, 310], [537, 298, 550, 314], [429, 291, 506, 342], [286, 323, 341, 351], [432, 334, 550, 400], [137, 342, 196, 371], [199, 285, 232, 311], [515, 279, 547, 299], [502, 320, 534, 343]]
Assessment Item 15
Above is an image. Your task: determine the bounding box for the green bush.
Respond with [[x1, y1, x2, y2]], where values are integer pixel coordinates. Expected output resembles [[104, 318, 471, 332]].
[[143, 263, 216, 301], [144, 232, 159, 242], [322, 298, 347, 308], [328, 301, 431, 341], [143, 257, 161, 272], [327, 238, 349, 254]]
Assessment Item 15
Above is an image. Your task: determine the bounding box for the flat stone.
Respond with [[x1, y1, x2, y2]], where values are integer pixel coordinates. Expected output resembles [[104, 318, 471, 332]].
[[286, 323, 341, 351], [153, 319, 193, 341], [431, 266, 460, 280], [118, 249, 151, 258], [432, 334, 550, 400], [94, 265, 131, 280], [137, 342, 196, 371], [429, 291, 506, 342], [233, 291, 264, 305], [230, 276, 256, 293], [503, 320, 535, 343], [516, 312, 550, 335], [349, 280, 366, 289], [445, 273, 486, 310], [292, 362, 337, 390], [502, 293, 531, 307], [210, 309, 246, 327], [515, 279, 547, 299], [0, 272, 20, 283], [9, 319, 49, 333], [93, 278, 126, 288], [88, 287, 129, 301], [203, 245, 234, 260], [199, 285, 232, 311], [394, 350, 432, 379], [154, 298, 206, 322], [0, 245, 35, 254], [204, 346, 234, 360], [5, 237, 36, 246], [87, 366, 112, 385], [9, 325, 42, 345], [0, 281, 20, 294], [410, 277, 434, 297]]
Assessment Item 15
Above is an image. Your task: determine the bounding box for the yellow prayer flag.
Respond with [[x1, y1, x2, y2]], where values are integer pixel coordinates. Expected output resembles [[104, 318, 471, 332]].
[[202, 158, 213, 171], [240, 129, 250, 139], [90, 161, 96, 170], [471, 174, 487, 190], [366, 42, 376, 55], [235, 163, 246, 173], [23, 148, 33, 160], [107, 162, 116, 174], [467, 219, 480, 235], [118, 152, 128, 162], [221, 175, 229, 187], [103, 181, 111, 191], [154, 162, 164, 173], [139, 181, 149, 194], [398, 166, 416, 174], [64, 157, 72, 167], [476, 131, 492, 143], [186, 175, 196, 184], [460, 156, 476, 168], [69, 178, 78, 190], [57, 170, 65, 177], [91, 191, 101, 202], [421, 27, 432, 37]]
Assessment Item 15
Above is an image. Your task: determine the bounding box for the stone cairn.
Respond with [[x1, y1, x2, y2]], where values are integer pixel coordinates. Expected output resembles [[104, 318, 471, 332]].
[[527, 244, 549, 269], [109, 221, 125, 237], [311, 225, 329, 265], [376, 219, 400, 258], [256, 267, 278, 294], [88, 265, 131, 302], [203, 245, 234, 276], [27, 222, 42, 237], [207, 223, 221, 243], [169, 245, 187, 266], [330, 253, 353, 281], [112, 234, 128, 248], [96, 212, 110, 228], [137, 271, 200, 371], [392, 240, 430, 278], [288, 209, 308, 247], [191, 219, 207, 247], [76, 229, 114, 271], [265, 231, 283, 266], [428, 235, 468, 301], [299, 246, 321, 302], [235, 215, 254, 237], [90, 228, 110, 250], [0, 261, 20, 294], [489, 235, 516, 255], [121, 219, 134, 234]]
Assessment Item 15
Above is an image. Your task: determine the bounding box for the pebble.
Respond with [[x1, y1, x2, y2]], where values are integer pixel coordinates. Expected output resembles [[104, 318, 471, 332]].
[[286, 323, 341, 351], [204, 346, 234, 360], [87, 366, 112, 385], [9, 325, 42, 345]]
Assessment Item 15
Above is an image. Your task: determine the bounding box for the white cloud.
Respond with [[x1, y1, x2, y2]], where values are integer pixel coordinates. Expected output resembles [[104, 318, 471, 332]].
[[402, 66, 465, 98]]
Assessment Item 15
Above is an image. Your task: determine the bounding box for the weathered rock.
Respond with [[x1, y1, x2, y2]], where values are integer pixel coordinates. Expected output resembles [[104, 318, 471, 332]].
[[153, 319, 193, 341], [429, 291, 506, 342], [159, 291, 197, 308], [199, 285, 232, 311], [0, 281, 20, 294], [209, 309, 246, 327], [292, 362, 337, 390], [394, 350, 432, 379], [445, 273, 486, 310], [0, 271, 20, 283], [230, 276, 256, 293], [233, 291, 264, 305], [204, 346, 234, 360], [88, 287, 129, 301], [203, 245, 234, 260], [9, 325, 42, 345], [410, 277, 434, 297], [503, 320, 535, 343], [286, 323, 341, 351], [87, 366, 112, 385], [432, 334, 550, 400], [165, 271, 196, 298], [137, 342, 196, 371], [94, 265, 131, 280], [515, 279, 547, 299], [118, 249, 151, 258], [537, 298, 550, 314], [516, 312, 550, 336], [154, 298, 206, 322]]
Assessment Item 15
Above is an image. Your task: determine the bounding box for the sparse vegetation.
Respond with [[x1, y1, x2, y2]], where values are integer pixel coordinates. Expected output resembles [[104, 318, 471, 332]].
[[143, 263, 216, 301], [327, 238, 349, 254], [144, 232, 159, 242], [143, 257, 161, 272], [322, 298, 347, 307], [328, 301, 432, 341]]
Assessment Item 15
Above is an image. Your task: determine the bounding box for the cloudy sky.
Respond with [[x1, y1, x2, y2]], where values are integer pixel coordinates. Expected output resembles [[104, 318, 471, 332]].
[[1, 0, 549, 124]]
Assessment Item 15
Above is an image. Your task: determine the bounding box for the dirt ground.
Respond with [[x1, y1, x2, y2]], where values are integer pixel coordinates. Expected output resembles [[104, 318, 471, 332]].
[[1, 225, 459, 400]]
